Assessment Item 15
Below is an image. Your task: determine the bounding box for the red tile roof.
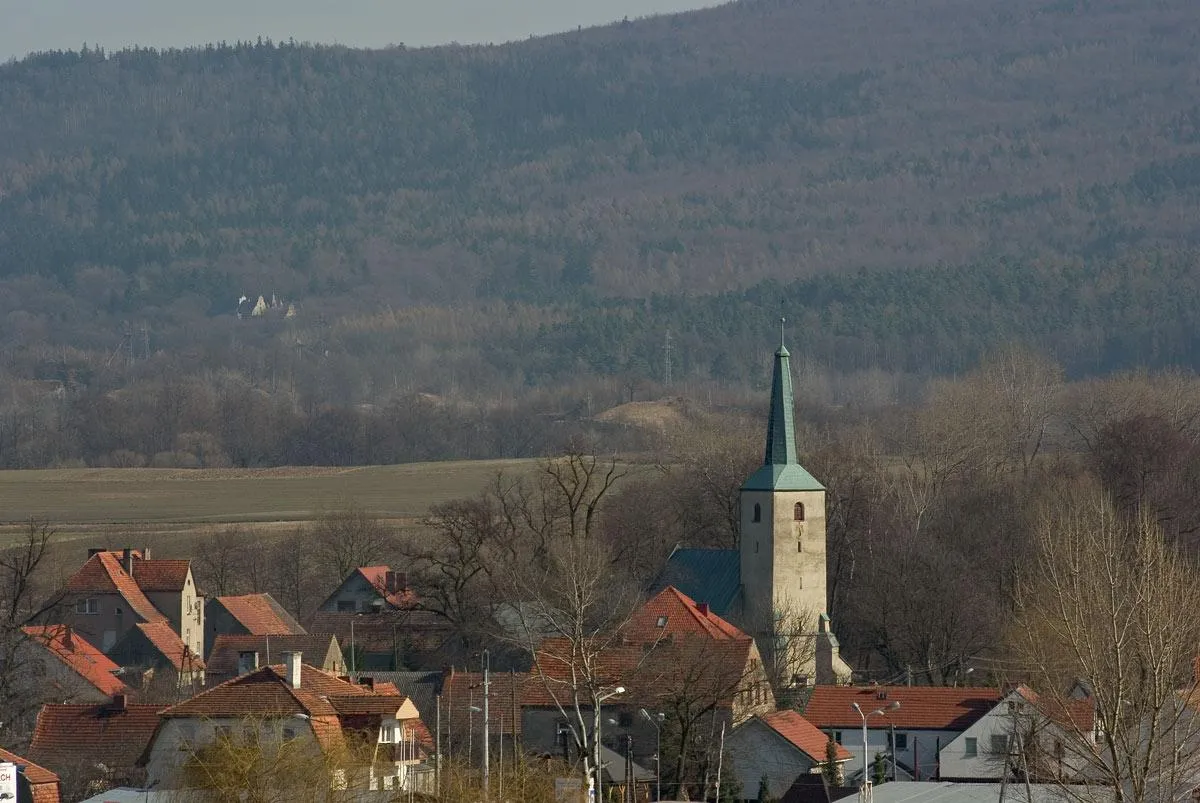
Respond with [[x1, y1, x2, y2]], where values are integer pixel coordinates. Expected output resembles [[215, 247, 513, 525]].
[[624, 583, 744, 643], [21, 625, 130, 697], [0, 746, 59, 786], [442, 670, 535, 736], [1014, 686, 1096, 733], [127, 558, 191, 592], [357, 566, 418, 609], [159, 663, 421, 756], [29, 701, 162, 772], [215, 594, 306, 635], [757, 710, 853, 762], [135, 622, 204, 672], [206, 634, 342, 679], [623, 586, 748, 644], [803, 686, 1002, 731], [64, 553, 166, 623]]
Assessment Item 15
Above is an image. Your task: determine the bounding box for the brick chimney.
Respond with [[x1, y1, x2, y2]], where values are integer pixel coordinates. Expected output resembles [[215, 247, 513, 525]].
[[385, 571, 397, 594], [142, 546, 151, 560], [111, 693, 127, 711], [122, 547, 135, 577], [697, 602, 709, 617], [63, 625, 73, 650], [284, 651, 302, 689]]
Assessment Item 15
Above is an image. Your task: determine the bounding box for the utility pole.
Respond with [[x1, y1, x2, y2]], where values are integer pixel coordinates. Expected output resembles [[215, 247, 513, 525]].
[[663, 329, 673, 386], [482, 649, 490, 802]]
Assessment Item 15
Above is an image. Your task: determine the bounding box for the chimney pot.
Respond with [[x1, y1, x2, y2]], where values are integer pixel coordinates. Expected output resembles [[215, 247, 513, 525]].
[[697, 602, 709, 617], [142, 546, 151, 561], [284, 651, 302, 689], [122, 547, 134, 577]]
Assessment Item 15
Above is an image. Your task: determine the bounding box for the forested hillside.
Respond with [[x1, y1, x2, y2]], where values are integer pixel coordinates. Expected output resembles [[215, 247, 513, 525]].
[[2, 0, 1200, 467]]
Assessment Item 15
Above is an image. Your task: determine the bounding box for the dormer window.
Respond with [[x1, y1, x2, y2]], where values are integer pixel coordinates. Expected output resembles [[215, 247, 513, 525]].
[[794, 502, 805, 521], [656, 615, 668, 627], [752, 503, 762, 523]]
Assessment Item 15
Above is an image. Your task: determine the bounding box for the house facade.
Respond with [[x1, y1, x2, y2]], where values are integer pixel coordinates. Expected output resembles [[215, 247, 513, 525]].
[[145, 652, 430, 795], [939, 687, 1096, 782], [803, 686, 1002, 782], [728, 711, 852, 801], [59, 549, 202, 659], [203, 593, 306, 657], [20, 625, 130, 703], [316, 567, 414, 614]]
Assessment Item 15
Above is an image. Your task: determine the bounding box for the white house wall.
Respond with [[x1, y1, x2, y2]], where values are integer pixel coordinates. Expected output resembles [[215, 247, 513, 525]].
[[728, 719, 819, 799], [833, 727, 960, 782]]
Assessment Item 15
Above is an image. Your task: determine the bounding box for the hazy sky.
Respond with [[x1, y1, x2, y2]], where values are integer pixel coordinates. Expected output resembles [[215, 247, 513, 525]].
[[1, 0, 716, 61]]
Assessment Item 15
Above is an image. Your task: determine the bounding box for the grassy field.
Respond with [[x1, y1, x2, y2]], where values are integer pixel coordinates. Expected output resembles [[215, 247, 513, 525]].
[[0, 460, 541, 545]]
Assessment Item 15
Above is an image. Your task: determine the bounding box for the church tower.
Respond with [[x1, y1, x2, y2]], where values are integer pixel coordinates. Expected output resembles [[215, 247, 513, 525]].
[[739, 334, 836, 681]]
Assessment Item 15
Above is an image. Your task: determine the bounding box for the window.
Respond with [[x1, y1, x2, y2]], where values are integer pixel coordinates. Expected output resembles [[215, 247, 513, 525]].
[[890, 732, 908, 751], [752, 503, 762, 523], [75, 598, 99, 615], [794, 502, 805, 521], [964, 737, 977, 757], [283, 727, 296, 742], [656, 615, 668, 627], [797, 538, 803, 553], [991, 735, 1009, 754]]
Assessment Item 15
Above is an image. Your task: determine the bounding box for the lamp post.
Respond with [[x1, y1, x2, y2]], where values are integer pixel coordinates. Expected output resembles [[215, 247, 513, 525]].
[[851, 700, 900, 791], [595, 686, 626, 803], [482, 649, 491, 803], [639, 709, 664, 802]]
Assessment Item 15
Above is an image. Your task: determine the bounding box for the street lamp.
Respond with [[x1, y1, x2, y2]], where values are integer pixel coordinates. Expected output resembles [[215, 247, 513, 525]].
[[595, 686, 626, 803], [640, 709, 664, 802], [851, 700, 900, 790]]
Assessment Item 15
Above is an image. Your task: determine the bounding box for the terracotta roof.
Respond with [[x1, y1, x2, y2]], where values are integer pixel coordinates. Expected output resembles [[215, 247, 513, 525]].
[[135, 622, 204, 672], [159, 663, 422, 757], [623, 585, 748, 644], [528, 635, 759, 710], [29, 702, 161, 772], [64, 553, 166, 623], [0, 746, 59, 786], [356, 566, 418, 609], [442, 670, 535, 736], [803, 686, 1002, 731], [1014, 686, 1096, 734], [127, 558, 191, 592], [206, 634, 342, 679], [22, 625, 130, 697], [214, 594, 306, 635], [757, 710, 853, 762]]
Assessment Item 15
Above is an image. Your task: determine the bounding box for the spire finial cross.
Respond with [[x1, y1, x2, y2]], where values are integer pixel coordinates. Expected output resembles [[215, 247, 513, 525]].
[[780, 316, 786, 349]]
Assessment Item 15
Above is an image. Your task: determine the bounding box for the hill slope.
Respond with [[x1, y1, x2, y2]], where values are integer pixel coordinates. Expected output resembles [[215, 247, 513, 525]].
[[1, 0, 1199, 422]]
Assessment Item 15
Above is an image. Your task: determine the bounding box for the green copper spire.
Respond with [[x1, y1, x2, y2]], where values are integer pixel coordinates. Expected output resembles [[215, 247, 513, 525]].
[[742, 321, 824, 492]]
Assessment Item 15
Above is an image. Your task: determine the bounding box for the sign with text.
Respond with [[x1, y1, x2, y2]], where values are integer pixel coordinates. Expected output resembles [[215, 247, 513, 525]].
[[0, 761, 17, 801]]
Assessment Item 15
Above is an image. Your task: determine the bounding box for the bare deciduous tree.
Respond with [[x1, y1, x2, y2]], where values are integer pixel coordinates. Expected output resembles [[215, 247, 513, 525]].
[[1010, 486, 1200, 803]]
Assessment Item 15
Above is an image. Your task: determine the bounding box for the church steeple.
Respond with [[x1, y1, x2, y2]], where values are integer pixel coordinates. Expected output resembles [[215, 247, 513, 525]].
[[742, 326, 824, 492], [764, 339, 798, 466]]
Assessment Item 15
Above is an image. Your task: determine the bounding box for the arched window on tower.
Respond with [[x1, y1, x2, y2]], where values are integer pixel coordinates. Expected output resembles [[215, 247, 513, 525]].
[[794, 502, 805, 521], [752, 503, 762, 523]]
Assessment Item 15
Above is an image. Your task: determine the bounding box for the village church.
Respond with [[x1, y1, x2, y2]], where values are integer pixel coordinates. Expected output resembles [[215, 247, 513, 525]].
[[653, 335, 852, 685]]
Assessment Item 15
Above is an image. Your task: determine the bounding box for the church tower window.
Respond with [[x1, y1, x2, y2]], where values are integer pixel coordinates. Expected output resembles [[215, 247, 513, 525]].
[[752, 503, 762, 523], [794, 502, 805, 521]]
